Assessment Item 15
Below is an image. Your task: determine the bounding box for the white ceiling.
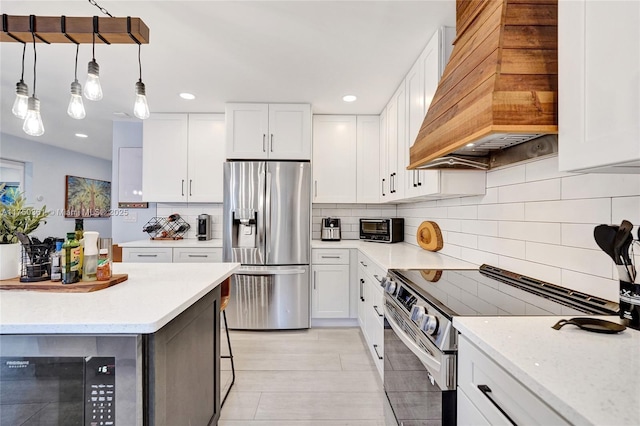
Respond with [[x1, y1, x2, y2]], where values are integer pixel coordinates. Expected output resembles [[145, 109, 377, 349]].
[[1, 1, 455, 160]]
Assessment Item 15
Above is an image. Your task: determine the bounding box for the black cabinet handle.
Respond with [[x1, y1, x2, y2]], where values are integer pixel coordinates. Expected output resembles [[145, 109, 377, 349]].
[[360, 278, 365, 302], [373, 344, 383, 360], [382, 179, 386, 196], [477, 385, 517, 426], [373, 305, 383, 317], [181, 179, 185, 196]]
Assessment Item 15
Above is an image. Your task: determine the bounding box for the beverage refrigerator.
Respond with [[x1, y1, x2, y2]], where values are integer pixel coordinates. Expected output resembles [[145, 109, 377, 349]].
[[223, 161, 311, 329]]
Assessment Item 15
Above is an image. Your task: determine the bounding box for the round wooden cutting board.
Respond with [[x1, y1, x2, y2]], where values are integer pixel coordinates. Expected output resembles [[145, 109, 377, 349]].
[[416, 221, 443, 252]]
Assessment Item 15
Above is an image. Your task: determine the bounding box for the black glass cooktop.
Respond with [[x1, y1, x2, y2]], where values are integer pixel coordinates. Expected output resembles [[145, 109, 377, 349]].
[[389, 265, 619, 319]]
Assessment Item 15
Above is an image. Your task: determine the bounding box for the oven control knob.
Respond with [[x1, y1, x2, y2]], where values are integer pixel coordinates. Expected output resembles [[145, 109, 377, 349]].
[[420, 315, 439, 335], [384, 279, 397, 295], [410, 305, 426, 324], [380, 276, 389, 288]]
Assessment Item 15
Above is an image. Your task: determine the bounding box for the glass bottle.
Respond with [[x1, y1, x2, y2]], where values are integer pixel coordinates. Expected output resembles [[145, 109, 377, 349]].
[[75, 219, 84, 279], [97, 238, 112, 281], [50, 240, 63, 282], [62, 232, 80, 284]]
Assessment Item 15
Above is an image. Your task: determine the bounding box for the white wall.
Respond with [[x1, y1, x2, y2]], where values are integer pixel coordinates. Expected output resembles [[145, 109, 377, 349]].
[[397, 155, 640, 302], [0, 132, 112, 240]]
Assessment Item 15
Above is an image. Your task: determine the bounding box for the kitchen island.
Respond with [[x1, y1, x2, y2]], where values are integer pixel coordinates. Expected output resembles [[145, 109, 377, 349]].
[[0, 262, 240, 426]]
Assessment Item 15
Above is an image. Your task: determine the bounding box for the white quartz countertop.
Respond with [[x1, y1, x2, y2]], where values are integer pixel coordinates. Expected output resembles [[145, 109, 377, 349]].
[[118, 239, 223, 248], [312, 240, 478, 270], [454, 316, 640, 425], [0, 262, 240, 334]]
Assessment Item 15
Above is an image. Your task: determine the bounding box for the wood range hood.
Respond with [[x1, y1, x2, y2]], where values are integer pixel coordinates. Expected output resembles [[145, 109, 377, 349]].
[[409, 0, 558, 170]]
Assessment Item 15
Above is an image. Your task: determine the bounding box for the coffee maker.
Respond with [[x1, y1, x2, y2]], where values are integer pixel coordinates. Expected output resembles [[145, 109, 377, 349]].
[[197, 214, 213, 241]]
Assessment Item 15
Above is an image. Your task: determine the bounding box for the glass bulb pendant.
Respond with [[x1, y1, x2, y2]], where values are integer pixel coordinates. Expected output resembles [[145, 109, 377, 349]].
[[12, 80, 29, 119], [67, 80, 86, 119], [84, 59, 103, 101], [23, 96, 44, 136], [133, 81, 150, 119]]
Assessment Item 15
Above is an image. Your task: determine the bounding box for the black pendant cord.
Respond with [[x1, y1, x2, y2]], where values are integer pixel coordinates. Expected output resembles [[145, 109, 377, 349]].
[[74, 43, 79, 81], [138, 43, 142, 83], [20, 42, 26, 82], [31, 31, 36, 96], [92, 31, 95, 61]]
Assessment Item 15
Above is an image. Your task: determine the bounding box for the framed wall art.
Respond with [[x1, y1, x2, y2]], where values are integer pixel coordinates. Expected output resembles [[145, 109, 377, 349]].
[[64, 175, 111, 218]]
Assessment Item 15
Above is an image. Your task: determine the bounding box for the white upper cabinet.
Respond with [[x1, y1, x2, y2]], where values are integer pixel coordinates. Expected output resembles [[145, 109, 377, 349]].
[[356, 116, 381, 203], [379, 106, 389, 201], [312, 115, 357, 203], [385, 83, 406, 202], [558, 0, 640, 173], [226, 103, 311, 160], [142, 113, 225, 203]]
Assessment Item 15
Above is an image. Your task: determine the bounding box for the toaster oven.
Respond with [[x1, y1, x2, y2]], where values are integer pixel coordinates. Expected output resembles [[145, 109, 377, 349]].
[[359, 218, 404, 243]]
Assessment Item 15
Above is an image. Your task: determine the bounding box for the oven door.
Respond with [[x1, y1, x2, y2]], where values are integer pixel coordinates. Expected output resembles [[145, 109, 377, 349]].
[[384, 306, 456, 426]]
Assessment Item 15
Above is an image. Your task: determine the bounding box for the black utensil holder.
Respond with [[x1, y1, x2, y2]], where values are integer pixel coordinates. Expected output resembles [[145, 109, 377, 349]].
[[619, 279, 640, 330]]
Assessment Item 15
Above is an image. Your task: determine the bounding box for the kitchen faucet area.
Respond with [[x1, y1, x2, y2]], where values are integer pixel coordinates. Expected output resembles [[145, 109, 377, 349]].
[[1, 0, 640, 425]]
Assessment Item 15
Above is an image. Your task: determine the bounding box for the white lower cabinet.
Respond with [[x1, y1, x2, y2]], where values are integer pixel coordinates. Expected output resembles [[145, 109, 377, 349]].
[[357, 252, 385, 380], [122, 247, 173, 263], [311, 249, 351, 319], [458, 335, 569, 425], [172, 248, 222, 263], [122, 246, 222, 263]]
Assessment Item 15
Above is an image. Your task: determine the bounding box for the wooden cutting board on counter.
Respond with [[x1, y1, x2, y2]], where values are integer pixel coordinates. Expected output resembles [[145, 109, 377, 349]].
[[0, 274, 128, 293]]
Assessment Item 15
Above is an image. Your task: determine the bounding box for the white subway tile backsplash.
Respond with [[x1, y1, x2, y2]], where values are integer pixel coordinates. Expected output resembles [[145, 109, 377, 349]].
[[447, 205, 478, 220], [486, 164, 526, 188], [478, 236, 526, 258], [525, 156, 575, 182], [561, 174, 640, 200], [561, 270, 619, 302], [561, 223, 600, 250], [439, 243, 462, 258], [498, 179, 561, 203], [612, 196, 640, 225], [498, 221, 561, 244], [525, 199, 611, 224], [311, 203, 397, 240], [478, 203, 525, 221], [447, 232, 478, 249], [459, 220, 498, 236], [459, 188, 499, 205], [459, 247, 499, 266], [436, 198, 461, 207], [525, 242, 613, 278]]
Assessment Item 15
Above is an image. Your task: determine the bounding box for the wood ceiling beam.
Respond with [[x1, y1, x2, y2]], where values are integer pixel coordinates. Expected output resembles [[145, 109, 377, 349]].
[[1, 15, 149, 44]]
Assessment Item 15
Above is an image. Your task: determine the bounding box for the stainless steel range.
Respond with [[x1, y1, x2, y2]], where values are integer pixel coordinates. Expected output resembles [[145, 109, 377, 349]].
[[382, 265, 619, 426]]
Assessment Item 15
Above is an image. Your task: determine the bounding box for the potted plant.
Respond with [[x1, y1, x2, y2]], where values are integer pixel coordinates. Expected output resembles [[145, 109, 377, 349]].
[[0, 184, 50, 279]]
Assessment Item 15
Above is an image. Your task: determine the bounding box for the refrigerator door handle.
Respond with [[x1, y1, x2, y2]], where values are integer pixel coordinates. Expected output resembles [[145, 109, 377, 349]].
[[235, 268, 307, 276], [265, 170, 272, 261]]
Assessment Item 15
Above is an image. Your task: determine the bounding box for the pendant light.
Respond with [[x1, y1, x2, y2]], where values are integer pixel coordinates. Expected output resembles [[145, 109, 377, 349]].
[[67, 44, 86, 119], [84, 17, 103, 101], [133, 43, 149, 119], [23, 30, 44, 136], [11, 42, 28, 119]]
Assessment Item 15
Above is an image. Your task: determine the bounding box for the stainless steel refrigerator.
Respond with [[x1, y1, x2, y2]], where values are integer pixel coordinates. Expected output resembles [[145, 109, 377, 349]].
[[223, 161, 311, 329]]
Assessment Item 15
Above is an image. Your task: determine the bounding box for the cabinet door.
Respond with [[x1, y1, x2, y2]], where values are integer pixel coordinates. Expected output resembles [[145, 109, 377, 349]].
[[558, 1, 640, 172], [356, 116, 381, 203], [268, 104, 312, 160], [187, 114, 225, 202], [312, 115, 357, 203], [357, 271, 368, 337], [225, 103, 269, 159], [312, 265, 350, 318], [142, 114, 188, 202], [386, 83, 406, 201], [379, 107, 389, 200]]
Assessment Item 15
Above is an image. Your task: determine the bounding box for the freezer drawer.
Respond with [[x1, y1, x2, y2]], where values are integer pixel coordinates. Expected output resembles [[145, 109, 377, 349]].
[[225, 266, 310, 330]]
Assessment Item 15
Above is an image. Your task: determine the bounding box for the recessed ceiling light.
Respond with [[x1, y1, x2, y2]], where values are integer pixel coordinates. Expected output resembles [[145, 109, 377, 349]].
[[342, 94, 357, 103], [179, 93, 196, 100], [466, 143, 475, 147], [75, 133, 88, 138]]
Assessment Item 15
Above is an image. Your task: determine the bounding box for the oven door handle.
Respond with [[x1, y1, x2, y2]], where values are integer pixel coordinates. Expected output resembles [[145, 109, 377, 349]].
[[384, 305, 443, 378]]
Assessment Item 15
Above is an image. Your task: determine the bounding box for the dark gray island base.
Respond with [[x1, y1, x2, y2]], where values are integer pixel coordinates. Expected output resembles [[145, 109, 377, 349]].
[[0, 263, 234, 426]]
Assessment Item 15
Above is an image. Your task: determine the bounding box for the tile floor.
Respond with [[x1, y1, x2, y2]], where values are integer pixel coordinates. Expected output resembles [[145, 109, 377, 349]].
[[219, 327, 389, 425]]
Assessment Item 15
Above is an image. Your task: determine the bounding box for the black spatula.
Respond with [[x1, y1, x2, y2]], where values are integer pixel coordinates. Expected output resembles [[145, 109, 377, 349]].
[[594, 224, 632, 281]]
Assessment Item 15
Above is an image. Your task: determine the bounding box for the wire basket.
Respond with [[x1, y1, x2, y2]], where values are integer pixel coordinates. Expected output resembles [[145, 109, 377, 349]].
[[20, 243, 51, 282], [143, 215, 191, 240]]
